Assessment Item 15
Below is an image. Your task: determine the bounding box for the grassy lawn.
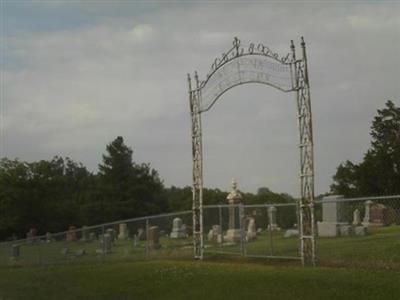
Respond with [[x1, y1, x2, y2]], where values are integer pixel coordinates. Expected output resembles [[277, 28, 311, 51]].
[[1, 225, 399, 269], [1, 260, 400, 300]]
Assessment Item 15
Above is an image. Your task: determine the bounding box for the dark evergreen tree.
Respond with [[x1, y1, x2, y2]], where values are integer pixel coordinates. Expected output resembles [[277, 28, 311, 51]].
[[331, 100, 400, 196], [97, 136, 165, 221]]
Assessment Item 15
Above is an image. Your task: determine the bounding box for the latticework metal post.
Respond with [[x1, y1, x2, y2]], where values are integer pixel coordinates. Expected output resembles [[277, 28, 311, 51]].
[[292, 38, 316, 266], [189, 72, 204, 260]]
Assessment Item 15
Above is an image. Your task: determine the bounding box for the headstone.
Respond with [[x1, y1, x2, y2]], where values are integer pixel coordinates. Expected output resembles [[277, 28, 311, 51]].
[[61, 247, 69, 255], [256, 228, 262, 235], [104, 233, 112, 254], [75, 249, 86, 257], [284, 229, 299, 238], [246, 218, 257, 241], [207, 225, 222, 243], [224, 179, 243, 243], [45, 232, 53, 243], [170, 218, 187, 239], [66, 226, 78, 242], [362, 200, 373, 227], [118, 223, 129, 240], [353, 209, 361, 226], [133, 235, 138, 247], [101, 233, 112, 254], [81, 226, 90, 242], [148, 226, 161, 250], [339, 225, 353, 236], [317, 195, 347, 237], [26, 227, 37, 244], [11, 244, 20, 258], [89, 232, 96, 241], [267, 206, 280, 231], [137, 228, 146, 241], [106, 228, 116, 244], [369, 203, 386, 226]]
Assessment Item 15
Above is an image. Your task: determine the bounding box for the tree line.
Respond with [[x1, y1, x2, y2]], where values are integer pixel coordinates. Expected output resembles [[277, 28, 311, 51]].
[[0, 137, 294, 240], [1, 100, 398, 240]]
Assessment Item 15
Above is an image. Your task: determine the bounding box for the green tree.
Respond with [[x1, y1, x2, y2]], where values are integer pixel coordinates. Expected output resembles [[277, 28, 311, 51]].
[[331, 100, 400, 196], [97, 136, 165, 221], [0, 157, 92, 239]]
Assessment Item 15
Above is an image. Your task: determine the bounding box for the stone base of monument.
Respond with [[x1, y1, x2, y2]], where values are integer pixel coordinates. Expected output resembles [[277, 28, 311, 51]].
[[362, 221, 383, 229], [170, 231, 187, 239], [208, 232, 223, 243], [354, 226, 368, 236], [339, 225, 353, 236], [224, 229, 242, 243], [317, 222, 342, 237]]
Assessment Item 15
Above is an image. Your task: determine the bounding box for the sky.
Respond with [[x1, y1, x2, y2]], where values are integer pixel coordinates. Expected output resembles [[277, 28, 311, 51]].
[[1, 1, 399, 197]]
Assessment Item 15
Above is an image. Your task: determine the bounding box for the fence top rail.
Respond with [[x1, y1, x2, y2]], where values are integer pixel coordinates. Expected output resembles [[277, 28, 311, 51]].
[[203, 202, 297, 209], [314, 194, 400, 204]]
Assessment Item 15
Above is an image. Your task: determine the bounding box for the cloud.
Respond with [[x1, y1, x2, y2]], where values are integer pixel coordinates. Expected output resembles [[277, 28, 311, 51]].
[[2, 2, 400, 197]]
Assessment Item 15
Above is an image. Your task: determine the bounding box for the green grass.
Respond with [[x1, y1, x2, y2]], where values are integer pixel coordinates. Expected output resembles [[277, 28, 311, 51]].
[[1, 260, 400, 300], [1, 225, 399, 269]]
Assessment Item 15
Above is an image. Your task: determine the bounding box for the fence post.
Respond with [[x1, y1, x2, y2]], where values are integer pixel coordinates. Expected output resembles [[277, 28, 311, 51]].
[[145, 218, 149, 259], [37, 238, 42, 266], [102, 225, 105, 261], [239, 203, 245, 256], [268, 205, 274, 256], [218, 205, 223, 251]]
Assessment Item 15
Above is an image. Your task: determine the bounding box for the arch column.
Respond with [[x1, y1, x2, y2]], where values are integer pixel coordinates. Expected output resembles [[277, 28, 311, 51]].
[[292, 38, 316, 266], [188, 72, 204, 259]]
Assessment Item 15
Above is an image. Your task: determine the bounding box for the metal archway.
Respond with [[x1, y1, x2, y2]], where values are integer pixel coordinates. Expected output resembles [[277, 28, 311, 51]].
[[188, 37, 315, 266]]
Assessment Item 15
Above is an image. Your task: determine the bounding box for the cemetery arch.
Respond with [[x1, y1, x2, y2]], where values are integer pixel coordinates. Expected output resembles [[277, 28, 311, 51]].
[[188, 37, 315, 266]]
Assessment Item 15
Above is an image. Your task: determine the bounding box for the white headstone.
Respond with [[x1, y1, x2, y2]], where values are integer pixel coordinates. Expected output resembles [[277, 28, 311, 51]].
[[353, 209, 361, 226], [267, 206, 280, 231], [284, 229, 299, 238], [208, 225, 222, 243], [246, 218, 257, 241], [317, 195, 347, 237], [362, 200, 373, 226], [170, 218, 187, 239], [118, 223, 129, 240]]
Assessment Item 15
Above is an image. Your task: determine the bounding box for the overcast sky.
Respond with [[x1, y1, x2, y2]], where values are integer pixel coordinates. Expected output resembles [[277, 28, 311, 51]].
[[1, 1, 399, 197]]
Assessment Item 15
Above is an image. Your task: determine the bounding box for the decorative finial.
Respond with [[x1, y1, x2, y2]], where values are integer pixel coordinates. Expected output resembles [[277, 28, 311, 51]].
[[233, 37, 240, 56], [301, 36, 305, 47], [290, 40, 295, 50]]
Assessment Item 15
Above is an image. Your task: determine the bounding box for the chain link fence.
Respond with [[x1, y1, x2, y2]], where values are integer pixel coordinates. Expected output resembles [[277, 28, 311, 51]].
[[203, 203, 300, 260], [0, 211, 192, 267], [314, 195, 400, 269], [1, 195, 399, 269]]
